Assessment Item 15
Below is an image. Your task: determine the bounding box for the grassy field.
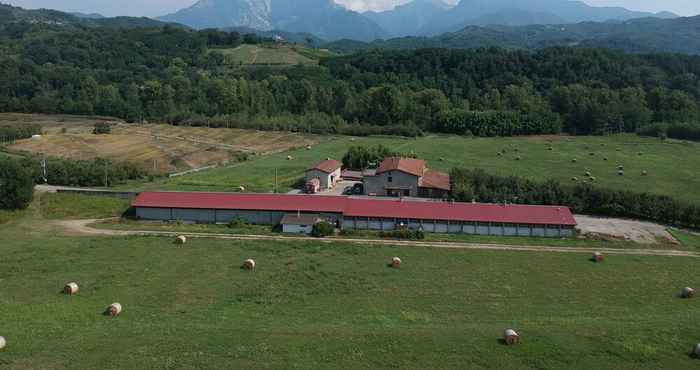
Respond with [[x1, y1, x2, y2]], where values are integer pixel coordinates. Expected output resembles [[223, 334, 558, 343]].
[[0, 202, 699, 369], [131, 134, 700, 203], [6, 114, 320, 173], [39, 193, 132, 220], [216, 44, 318, 66]]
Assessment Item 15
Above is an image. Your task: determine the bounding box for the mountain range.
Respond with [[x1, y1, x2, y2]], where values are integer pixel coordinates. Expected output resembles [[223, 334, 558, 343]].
[[325, 15, 700, 55], [159, 0, 678, 40]]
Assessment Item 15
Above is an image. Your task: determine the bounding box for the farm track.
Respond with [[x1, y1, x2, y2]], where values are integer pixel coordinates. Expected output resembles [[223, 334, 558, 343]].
[[55, 219, 700, 258]]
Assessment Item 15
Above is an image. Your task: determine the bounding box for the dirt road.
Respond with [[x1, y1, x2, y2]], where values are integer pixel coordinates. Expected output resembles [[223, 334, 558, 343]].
[[54, 220, 700, 258]]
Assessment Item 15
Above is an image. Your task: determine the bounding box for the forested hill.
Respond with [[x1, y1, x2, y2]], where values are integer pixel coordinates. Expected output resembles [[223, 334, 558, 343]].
[[1, 18, 699, 140], [325, 16, 700, 55], [0, 3, 184, 30]]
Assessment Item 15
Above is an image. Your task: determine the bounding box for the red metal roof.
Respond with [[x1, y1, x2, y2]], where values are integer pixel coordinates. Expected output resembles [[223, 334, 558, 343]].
[[308, 159, 342, 174], [133, 192, 576, 226], [376, 157, 425, 177], [132, 192, 347, 213]]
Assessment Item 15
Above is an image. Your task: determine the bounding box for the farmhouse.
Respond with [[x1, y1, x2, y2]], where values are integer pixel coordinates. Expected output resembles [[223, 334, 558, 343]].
[[132, 192, 577, 237], [363, 157, 450, 199], [305, 159, 342, 193]]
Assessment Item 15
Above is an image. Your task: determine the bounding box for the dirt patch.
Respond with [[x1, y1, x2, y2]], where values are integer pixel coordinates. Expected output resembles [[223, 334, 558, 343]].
[[575, 215, 678, 244]]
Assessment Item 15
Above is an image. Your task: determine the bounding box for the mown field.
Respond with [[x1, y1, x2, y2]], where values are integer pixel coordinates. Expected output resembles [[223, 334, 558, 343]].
[[132, 134, 700, 203], [5, 114, 319, 173], [0, 199, 699, 369], [215, 44, 319, 66]]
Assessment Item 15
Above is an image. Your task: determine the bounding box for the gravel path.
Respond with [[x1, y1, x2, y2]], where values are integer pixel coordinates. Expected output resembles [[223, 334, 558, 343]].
[[54, 220, 700, 258]]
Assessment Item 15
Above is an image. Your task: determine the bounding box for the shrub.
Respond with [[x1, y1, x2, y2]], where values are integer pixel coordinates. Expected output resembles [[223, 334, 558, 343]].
[[380, 227, 425, 240], [311, 221, 335, 238], [93, 122, 112, 135], [0, 158, 35, 210], [228, 218, 248, 228]]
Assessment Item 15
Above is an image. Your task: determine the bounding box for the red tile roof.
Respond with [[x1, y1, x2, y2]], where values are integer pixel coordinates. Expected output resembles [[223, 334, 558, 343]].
[[133, 192, 576, 226], [308, 159, 342, 174], [376, 157, 425, 177], [419, 169, 451, 191]]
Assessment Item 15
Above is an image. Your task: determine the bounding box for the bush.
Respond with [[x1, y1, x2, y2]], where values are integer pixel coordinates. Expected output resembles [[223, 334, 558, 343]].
[[380, 227, 425, 240], [0, 158, 35, 210], [227, 218, 248, 228], [311, 221, 335, 238], [93, 122, 112, 135]]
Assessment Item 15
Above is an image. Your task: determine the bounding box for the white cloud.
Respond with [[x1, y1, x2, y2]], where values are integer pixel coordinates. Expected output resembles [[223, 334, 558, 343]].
[[334, 0, 457, 12]]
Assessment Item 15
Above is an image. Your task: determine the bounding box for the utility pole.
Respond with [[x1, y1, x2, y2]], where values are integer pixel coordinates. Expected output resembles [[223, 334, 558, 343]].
[[274, 168, 278, 194], [41, 155, 47, 184]]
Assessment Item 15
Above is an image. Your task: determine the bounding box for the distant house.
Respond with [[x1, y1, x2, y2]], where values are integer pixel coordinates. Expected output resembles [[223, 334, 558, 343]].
[[363, 157, 450, 198], [305, 159, 342, 192], [280, 213, 322, 234]]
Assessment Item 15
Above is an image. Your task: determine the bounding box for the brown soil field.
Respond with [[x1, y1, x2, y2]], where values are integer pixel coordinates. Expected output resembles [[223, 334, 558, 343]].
[[3, 113, 318, 173]]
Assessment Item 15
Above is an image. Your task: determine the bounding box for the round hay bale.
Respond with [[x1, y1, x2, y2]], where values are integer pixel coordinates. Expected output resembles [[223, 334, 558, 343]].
[[503, 329, 520, 345], [243, 259, 256, 271], [0, 336, 5, 350], [585, 171, 592, 177], [617, 165, 624, 170], [515, 156, 521, 161], [391, 257, 402, 268], [590, 176, 596, 182], [571, 158, 577, 163], [175, 235, 187, 245], [64, 282, 79, 295], [106, 303, 122, 317], [618, 170, 625, 176], [287, 155, 294, 161], [592, 252, 604, 263], [238, 185, 246, 192], [693, 343, 700, 357], [642, 170, 648, 176], [682, 287, 695, 299], [306, 145, 312, 150], [571, 177, 578, 182]]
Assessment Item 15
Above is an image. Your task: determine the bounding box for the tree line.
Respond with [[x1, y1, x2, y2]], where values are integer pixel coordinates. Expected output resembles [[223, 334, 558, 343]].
[[0, 25, 699, 137], [450, 168, 700, 229]]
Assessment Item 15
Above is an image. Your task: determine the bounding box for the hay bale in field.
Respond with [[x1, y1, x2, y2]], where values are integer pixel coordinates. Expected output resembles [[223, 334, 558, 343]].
[[63, 282, 79, 295], [681, 287, 695, 299], [571, 158, 577, 163], [590, 176, 596, 182], [175, 235, 187, 245], [242, 259, 256, 271], [391, 257, 402, 268], [642, 170, 648, 176], [306, 145, 312, 150], [238, 185, 246, 192], [618, 170, 625, 176], [106, 303, 122, 317], [571, 177, 578, 182], [592, 252, 604, 263], [287, 155, 294, 161], [617, 165, 624, 170], [503, 329, 520, 345], [515, 156, 521, 161], [585, 171, 592, 177], [693, 343, 700, 358], [0, 336, 5, 350]]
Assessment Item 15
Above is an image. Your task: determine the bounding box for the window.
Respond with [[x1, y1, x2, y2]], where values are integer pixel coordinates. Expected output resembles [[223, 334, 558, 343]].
[[388, 176, 393, 183]]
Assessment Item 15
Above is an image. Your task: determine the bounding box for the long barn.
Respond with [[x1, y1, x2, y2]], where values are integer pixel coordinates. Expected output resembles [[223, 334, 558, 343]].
[[132, 192, 577, 237]]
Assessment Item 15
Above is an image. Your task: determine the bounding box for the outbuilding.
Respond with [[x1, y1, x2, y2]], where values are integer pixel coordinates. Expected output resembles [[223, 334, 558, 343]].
[[132, 192, 577, 238], [305, 159, 342, 190], [280, 214, 323, 234]]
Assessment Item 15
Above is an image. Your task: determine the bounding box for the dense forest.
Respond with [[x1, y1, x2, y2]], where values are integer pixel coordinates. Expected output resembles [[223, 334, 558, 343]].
[[0, 23, 699, 138]]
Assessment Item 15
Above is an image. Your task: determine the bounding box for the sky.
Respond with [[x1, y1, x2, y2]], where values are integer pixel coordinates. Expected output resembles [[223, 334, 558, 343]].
[[4, 0, 700, 17]]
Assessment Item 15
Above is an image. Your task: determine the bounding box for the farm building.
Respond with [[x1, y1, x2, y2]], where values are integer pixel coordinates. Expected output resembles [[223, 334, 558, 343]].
[[305, 159, 342, 192], [363, 157, 450, 199], [132, 192, 577, 237]]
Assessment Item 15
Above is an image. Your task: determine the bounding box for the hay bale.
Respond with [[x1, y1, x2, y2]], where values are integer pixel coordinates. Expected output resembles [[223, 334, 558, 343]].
[[571, 158, 577, 163], [106, 303, 122, 317], [590, 176, 596, 182], [287, 155, 294, 161], [682, 287, 695, 299], [243, 259, 256, 271], [571, 177, 578, 182], [503, 329, 520, 345], [693, 343, 700, 358], [642, 170, 648, 176], [0, 336, 5, 350], [238, 185, 246, 192], [617, 165, 624, 170], [515, 156, 521, 161], [391, 257, 402, 268], [585, 171, 592, 177], [618, 170, 625, 176], [306, 145, 312, 150], [64, 282, 79, 295], [592, 252, 604, 263], [175, 235, 187, 245]]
